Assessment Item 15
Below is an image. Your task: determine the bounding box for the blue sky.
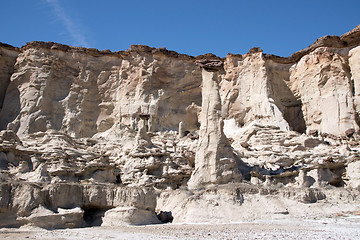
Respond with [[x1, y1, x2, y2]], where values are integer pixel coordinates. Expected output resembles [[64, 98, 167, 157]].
[[1, 0, 359, 57]]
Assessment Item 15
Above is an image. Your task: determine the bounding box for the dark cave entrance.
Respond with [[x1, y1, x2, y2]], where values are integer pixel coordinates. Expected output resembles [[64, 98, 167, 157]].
[[116, 174, 122, 184], [283, 103, 307, 134], [82, 206, 113, 226], [156, 210, 174, 223]]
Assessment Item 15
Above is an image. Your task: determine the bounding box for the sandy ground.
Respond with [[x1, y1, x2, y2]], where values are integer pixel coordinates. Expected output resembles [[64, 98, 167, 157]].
[[1, 217, 360, 240]]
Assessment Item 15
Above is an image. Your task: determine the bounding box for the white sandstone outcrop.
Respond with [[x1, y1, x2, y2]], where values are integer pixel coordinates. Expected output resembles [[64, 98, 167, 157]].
[[0, 43, 202, 138], [288, 47, 358, 135], [220, 49, 293, 132], [0, 25, 360, 229]]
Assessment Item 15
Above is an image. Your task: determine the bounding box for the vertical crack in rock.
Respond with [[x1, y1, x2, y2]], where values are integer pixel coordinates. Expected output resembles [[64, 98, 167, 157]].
[[0, 45, 20, 130], [264, 59, 306, 133], [187, 59, 242, 189], [0, 45, 19, 110]]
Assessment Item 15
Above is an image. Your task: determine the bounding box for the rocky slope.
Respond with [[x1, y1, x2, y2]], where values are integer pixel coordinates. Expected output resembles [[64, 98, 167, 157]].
[[0, 25, 360, 228]]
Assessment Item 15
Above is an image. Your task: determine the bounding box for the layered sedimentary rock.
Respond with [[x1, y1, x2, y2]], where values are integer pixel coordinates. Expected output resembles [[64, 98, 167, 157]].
[[0, 43, 202, 138], [220, 25, 360, 136], [221, 49, 297, 132], [0, 181, 158, 228], [288, 47, 358, 135], [2, 26, 360, 138], [0, 25, 360, 228]]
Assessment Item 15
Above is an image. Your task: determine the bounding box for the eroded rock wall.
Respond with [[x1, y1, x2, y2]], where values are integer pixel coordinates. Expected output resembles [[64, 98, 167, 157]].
[[2, 26, 360, 137], [0, 43, 202, 138], [0, 25, 360, 229], [0, 182, 158, 227], [219, 25, 360, 136], [220, 50, 298, 132], [288, 47, 358, 135]]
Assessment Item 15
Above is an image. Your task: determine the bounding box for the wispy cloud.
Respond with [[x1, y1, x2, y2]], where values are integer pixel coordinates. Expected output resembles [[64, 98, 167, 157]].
[[45, 0, 90, 47]]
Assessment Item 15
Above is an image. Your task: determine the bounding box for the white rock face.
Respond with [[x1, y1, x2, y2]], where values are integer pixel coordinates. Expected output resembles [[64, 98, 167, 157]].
[[220, 50, 301, 132], [156, 185, 357, 223], [102, 206, 160, 226], [0, 43, 202, 138], [221, 51, 289, 131], [288, 47, 358, 135], [21, 205, 85, 229], [1, 25, 360, 229], [2, 31, 360, 138], [346, 161, 360, 190], [220, 28, 360, 136]]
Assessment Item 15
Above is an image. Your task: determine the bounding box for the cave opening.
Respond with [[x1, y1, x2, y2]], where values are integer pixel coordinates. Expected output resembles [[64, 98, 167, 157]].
[[283, 103, 307, 134], [156, 210, 174, 223], [116, 174, 122, 184], [82, 206, 113, 227], [328, 167, 346, 187]]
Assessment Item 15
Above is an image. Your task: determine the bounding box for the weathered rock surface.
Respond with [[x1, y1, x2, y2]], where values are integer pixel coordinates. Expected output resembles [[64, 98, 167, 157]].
[[0, 25, 360, 228], [156, 184, 359, 224], [347, 160, 360, 190], [220, 25, 360, 136], [102, 206, 161, 226], [19, 205, 85, 229], [288, 47, 358, 135], [221, 49, 296, 132], [0, 181, 157, 227], [0, 43, 202, 138]]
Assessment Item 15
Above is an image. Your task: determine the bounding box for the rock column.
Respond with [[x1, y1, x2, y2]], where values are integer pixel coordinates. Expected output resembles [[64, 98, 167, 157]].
[[178, 121, 185, 138], [135, 114, 152, 149], [187, 59, 242, 189]]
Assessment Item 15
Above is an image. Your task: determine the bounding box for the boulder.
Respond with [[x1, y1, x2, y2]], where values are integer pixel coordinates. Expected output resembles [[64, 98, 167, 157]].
[[21, 205, 85, 229], [346, 161, 360, 190], [101, 206, 160, 226]]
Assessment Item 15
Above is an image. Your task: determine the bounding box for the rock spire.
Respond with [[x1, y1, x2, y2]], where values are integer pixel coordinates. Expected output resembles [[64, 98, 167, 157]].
[[187, 59, 242, 189]]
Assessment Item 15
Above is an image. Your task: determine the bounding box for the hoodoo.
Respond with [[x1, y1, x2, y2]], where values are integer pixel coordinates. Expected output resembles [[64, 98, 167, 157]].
[[187, 59, 242, 189]]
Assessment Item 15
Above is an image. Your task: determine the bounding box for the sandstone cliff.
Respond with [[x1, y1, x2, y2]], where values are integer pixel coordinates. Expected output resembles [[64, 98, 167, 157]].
[[221, 25, 360, 136], [2, 26, 360, 137], [0, 43, 202, 138], [0, 25, 360, 228]]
